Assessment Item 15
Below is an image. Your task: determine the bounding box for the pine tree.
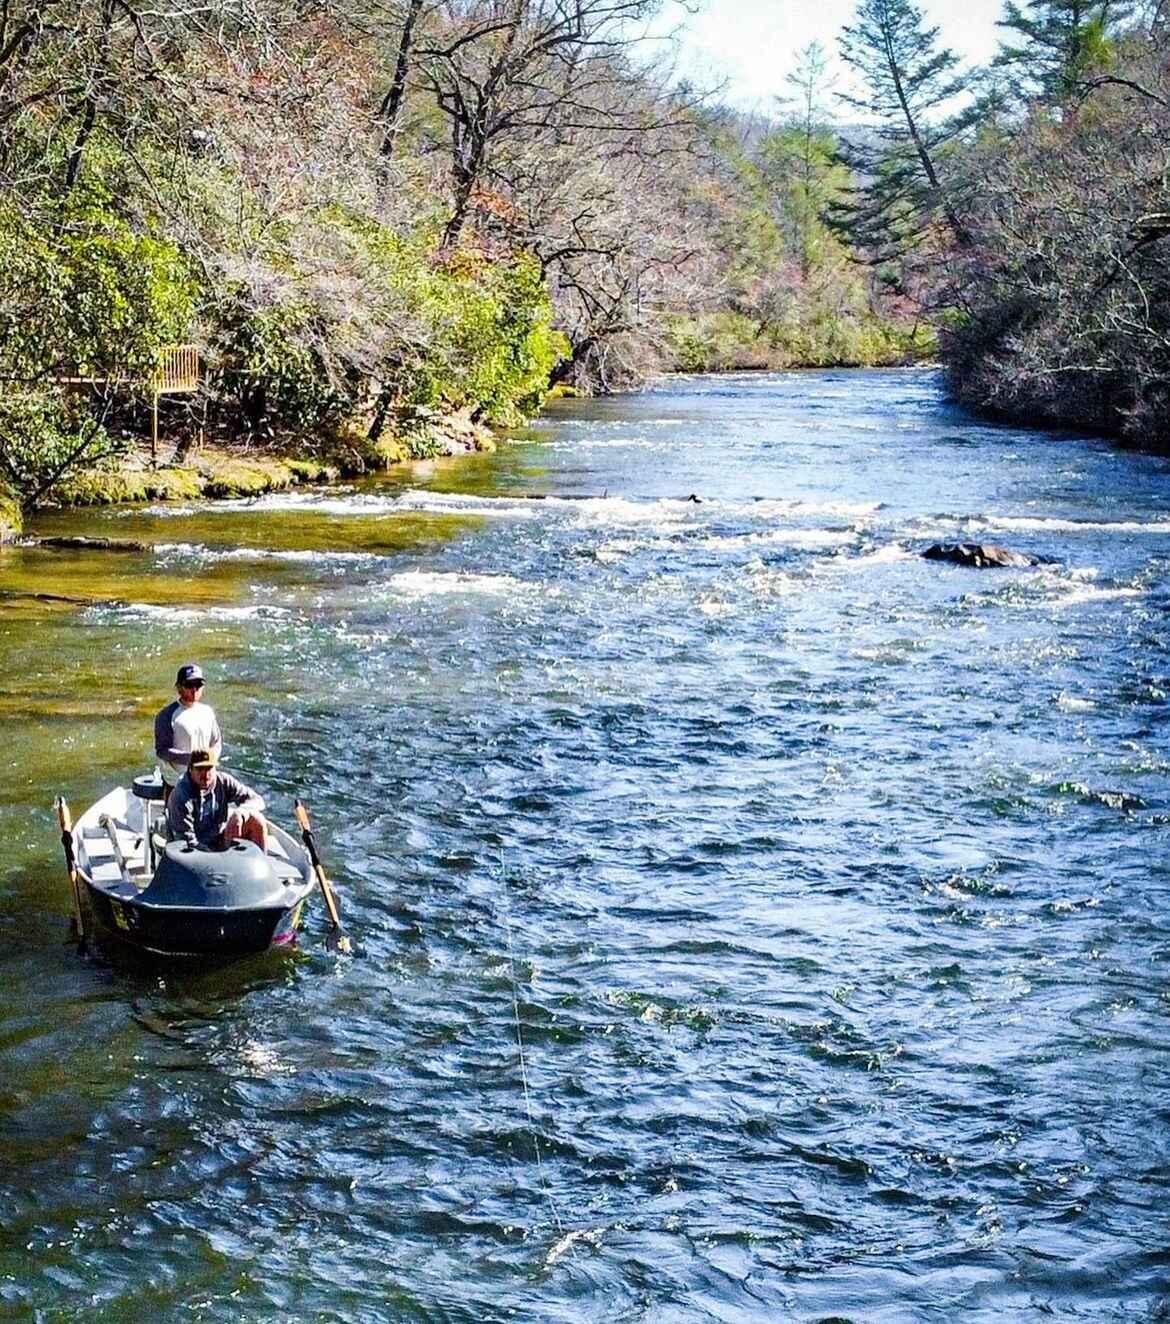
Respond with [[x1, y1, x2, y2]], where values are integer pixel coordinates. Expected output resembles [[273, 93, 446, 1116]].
[[995, 0, 1136, 103], [834, 0, 974, 259], [775, 43, 839, 278]]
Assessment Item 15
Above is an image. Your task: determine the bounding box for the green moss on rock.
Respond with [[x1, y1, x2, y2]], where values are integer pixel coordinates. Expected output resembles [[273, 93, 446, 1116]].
[[199, 457, 294, 498], [39, 407, 501, 515], [361, 437, 404, 468], [284, 458, 338, 483], [51, 466, 205, 506]]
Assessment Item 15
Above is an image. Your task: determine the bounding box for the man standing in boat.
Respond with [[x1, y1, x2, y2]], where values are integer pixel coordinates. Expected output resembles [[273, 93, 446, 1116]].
[[154, 663, 222, 789], [167, 748, 269, 853]]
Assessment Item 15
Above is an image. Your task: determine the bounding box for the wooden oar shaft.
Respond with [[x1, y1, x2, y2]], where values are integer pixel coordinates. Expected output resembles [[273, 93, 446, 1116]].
[[294, 799, 345, 935], [312, 852, 343, 930], [56, 796, 85, 943]]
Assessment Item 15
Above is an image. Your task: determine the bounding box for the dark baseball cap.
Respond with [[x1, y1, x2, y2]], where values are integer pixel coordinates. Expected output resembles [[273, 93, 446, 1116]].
[[190, 748, 218, 769], [176, 663, 205, 687]]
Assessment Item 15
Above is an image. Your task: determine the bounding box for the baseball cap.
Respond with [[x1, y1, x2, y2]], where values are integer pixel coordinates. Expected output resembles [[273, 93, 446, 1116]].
[[190, 748, 218, 769], [176, 663, 205, 687]]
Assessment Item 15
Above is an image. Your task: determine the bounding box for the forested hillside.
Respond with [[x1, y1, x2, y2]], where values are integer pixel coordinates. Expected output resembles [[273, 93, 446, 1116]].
[[0, 0, 936, 512], [0, 0, 1167, 515], [945, 21, 1170, 445], [825, 0, 1170, 449]]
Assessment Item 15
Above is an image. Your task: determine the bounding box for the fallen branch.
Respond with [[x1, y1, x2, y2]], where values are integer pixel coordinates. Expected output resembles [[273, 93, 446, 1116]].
[[25, 535, 149, 552]]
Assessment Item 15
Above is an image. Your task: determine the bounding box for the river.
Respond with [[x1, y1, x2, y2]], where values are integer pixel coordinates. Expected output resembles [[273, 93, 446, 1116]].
[[1, 369, 1168, 1322]]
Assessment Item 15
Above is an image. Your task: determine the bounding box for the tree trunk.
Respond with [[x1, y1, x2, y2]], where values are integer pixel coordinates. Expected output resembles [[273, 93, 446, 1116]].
[[882, 22, 969, 245], [379, 0, 425, 161], [63, 0, 115, 194]]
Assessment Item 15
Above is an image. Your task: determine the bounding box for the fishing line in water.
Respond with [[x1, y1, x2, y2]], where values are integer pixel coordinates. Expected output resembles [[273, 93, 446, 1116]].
[[499, 851, 565, 1240]]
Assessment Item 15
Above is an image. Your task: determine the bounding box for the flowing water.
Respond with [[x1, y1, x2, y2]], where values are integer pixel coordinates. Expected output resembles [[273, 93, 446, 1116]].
[[1, 369, 1168, 1322]]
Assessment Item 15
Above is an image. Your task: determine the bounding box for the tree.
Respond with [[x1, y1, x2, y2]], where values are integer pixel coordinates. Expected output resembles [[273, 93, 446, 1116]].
[[415, 0, 665, 249], [0, 194, 195, 505], [775, 42, 838, 278], [834, 0, 973, 257], [995, 0, 1136, 105], [944, 39, 1170, 445], [376, 0, 428, 161]]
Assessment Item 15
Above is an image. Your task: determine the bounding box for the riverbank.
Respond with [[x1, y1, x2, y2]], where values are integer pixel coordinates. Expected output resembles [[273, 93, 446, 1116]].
[[667, 311, 937, 374], [0, 408, 496, 541]]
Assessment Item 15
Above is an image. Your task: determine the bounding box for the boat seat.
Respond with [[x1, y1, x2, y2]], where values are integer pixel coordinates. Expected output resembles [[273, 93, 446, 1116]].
[[82, 824, 148, 879]]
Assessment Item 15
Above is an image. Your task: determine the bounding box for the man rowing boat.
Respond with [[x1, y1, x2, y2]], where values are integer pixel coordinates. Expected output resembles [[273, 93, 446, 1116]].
[[154, 663, 222, 787]]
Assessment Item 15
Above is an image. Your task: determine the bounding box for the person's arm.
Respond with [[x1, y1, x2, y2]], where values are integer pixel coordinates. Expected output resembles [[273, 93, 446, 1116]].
[[167, 784, 198, 848], [154, 704, 175, 761], [221, 772, 265, 817], [155, 702, 192, 767], [209, 711, 222, 757]]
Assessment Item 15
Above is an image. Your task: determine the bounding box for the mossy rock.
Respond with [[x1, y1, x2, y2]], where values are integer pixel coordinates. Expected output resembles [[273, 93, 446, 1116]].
[[51, 470, 150, 506], [368, 436, 410, 468], [396, 413, 496, 459], [284, 458, 338, 483], [142, 468, 205, 502], [0, 483, 22, 540], [51, 466, 204, 507], [198, 457, 296, 498], [35, 405, 500, 516]]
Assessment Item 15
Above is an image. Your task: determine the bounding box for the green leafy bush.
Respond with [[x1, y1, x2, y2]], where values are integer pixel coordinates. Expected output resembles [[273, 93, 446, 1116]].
[[409, 249, 568, 425], [212, 295, 352, 435], [0, 193, 195, 385], [0, 189, 195, 505], [210, 209, 566, 438], [0, 390, 119, 508]]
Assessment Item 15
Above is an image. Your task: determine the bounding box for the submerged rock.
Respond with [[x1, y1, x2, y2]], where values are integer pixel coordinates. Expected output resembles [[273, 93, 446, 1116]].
[[922, 542, 1043, 569]]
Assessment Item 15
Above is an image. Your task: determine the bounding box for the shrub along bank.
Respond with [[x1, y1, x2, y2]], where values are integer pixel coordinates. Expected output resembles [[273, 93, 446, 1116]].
[[0, 182, 565, 537]]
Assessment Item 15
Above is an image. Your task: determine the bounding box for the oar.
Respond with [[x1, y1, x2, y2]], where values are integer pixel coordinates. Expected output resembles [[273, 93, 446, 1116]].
[[294, 799, 351, 954], [99, 814, 135, 890], [55, 797, 86, 946]]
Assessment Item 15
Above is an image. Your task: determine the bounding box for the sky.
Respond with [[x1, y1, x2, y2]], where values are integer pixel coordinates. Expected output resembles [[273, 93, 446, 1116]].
[[650, 0, 1007, 111]]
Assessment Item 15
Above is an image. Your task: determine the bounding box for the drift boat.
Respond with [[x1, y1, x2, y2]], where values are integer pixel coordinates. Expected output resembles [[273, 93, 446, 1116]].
[[58, 773, 318, 957]]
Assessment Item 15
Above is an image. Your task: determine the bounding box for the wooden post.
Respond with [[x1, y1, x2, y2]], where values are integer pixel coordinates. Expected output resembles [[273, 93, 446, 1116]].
[[151, 388, 159, 467]]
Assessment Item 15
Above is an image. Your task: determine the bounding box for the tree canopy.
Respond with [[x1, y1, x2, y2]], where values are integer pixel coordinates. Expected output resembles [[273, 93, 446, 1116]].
[[2, 0, 1166, 510]]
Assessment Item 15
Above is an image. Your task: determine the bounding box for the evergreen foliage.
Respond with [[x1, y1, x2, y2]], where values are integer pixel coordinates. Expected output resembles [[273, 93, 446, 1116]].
[[996, 0, 1135, 102], [834, 0, 974, 256]]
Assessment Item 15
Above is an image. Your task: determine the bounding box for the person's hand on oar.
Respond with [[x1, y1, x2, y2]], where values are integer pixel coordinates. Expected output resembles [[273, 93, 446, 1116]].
[[55, 797, 85, 947], [294, 799, 351, 954]]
